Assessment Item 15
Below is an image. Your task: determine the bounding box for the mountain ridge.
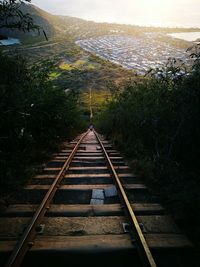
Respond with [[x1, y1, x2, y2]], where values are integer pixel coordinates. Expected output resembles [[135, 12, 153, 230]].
[[1, 3, 200, 41]]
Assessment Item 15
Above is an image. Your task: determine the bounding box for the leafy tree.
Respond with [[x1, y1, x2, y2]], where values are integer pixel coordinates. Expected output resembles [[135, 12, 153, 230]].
[[0, 0, 47, 39], [0, 0, 36, 31], [0, 0, 83, 191], [0, 53, 83, 189]]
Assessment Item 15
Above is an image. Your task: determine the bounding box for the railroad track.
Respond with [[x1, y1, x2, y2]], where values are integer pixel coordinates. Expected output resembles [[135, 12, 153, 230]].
[[0, 129, 192, 267]]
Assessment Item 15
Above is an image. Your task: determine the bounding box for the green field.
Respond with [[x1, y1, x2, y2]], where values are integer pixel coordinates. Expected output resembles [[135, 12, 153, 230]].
[[5, 36, 135, 117]]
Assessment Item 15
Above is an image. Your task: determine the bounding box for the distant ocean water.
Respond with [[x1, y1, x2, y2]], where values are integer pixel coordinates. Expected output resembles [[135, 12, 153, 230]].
[[168, 32, 200, 42]]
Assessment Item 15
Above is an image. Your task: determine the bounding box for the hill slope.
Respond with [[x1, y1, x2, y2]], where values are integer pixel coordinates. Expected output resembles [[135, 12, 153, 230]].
[[0, 3, 61, 39]]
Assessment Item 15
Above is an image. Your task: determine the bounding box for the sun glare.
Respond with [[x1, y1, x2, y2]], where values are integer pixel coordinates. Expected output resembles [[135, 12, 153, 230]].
[[32, 0, 200, 28], [133, 0, 170, 27]]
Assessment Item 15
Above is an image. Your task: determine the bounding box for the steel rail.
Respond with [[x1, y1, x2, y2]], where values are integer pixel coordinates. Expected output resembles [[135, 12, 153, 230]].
[[5, 130, 90, 267], [94, 129, 157, 267]]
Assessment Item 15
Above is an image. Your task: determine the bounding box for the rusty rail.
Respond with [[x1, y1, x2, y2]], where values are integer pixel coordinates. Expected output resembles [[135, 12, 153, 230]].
[[5, 130, 90, 267], [94, 129, 157, 267]]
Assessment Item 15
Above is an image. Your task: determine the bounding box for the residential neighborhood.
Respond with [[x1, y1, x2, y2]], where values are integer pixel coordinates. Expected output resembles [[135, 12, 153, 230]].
[[76, 34, 190, 74]]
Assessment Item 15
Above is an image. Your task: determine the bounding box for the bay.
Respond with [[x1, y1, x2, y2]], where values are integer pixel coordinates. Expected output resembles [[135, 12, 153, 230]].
[[168, 32, 200, 42]]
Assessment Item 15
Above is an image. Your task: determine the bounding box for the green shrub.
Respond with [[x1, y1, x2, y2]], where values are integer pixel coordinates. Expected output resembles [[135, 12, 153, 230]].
[[96, 47, 200, 247], [0, 53, 83, 189]]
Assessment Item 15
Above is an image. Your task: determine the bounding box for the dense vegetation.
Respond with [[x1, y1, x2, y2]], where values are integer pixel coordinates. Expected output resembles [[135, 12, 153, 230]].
[[96, 45, 200, 249], [0, 52, 83, 193], [0, 0, 85, 196]]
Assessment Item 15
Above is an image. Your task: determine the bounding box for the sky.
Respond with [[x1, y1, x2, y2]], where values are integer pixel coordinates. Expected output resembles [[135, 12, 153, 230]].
[[32, 0, 200, 28]]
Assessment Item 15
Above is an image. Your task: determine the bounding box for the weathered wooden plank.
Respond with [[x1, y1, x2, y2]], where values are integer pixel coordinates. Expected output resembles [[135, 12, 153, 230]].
[[70, 160, 125, 165], [53, 151, 103, 154], [25, 184, 145, 190], [78, 143, 110, 147], [33, 173, 136, 179], [34, 175, 56, 179], [53, 156, 123, 160], [2, 203, 165, 217], [0, 234, 192, 253], [64, 173, 111, 178], [71, 141, 110, 144], [125, 184, 147, 190], [43, 166, 129, 172], [68, 166, 129, 170], [118, 173, 137, 177], [53, 153, 104, 157], [39, 233, 192, 249], [25, 184, 114, 190]]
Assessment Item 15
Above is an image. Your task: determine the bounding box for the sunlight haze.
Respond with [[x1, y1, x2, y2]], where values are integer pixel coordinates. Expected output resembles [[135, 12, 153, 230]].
[[32, 0, 200, 28]]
